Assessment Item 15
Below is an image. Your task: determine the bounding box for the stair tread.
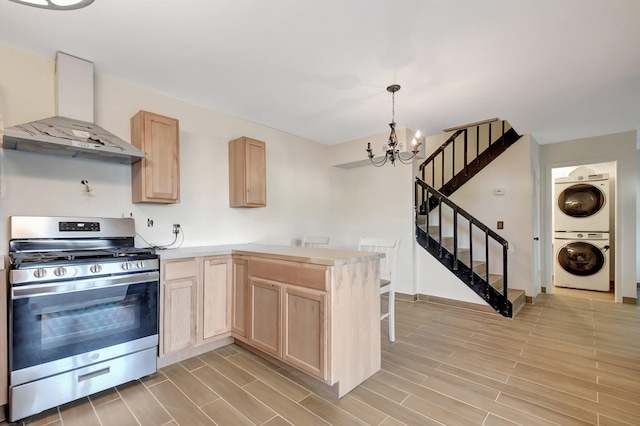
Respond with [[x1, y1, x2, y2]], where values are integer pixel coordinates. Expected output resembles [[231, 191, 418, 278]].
[[507, 288, 525, 302], [487, 274, 503, 286], [509, 289, 526, 316]]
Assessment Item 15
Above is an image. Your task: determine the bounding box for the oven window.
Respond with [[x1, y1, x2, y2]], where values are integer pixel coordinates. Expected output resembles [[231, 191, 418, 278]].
[[12, 282, 158, 372], [40, 294, 139, 350]]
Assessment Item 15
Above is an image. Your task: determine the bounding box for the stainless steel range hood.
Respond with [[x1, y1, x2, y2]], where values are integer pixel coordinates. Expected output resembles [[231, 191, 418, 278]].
[[2, 52, 145, 164]]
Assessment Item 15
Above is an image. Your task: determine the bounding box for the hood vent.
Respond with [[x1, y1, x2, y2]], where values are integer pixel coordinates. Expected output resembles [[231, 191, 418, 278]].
[[2, 52, 145, 164]]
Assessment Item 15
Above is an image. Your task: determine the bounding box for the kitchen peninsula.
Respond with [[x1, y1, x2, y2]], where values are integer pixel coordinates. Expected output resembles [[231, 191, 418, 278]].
[[158, 244, 383, 398]]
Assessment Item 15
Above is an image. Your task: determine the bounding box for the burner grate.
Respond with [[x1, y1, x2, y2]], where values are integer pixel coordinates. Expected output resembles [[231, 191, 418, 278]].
[[10, 247, 156, 267]]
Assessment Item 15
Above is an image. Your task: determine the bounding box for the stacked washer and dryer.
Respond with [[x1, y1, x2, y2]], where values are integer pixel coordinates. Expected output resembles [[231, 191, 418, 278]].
[[553, 167, 611, 291]]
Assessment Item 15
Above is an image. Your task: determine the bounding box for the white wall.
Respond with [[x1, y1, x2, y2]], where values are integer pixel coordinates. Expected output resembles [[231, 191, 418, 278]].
[[0, 45, 338, 252], [328, 136, 417, 295], [637, 149, 640, 283], [539, 131, 637, 302]]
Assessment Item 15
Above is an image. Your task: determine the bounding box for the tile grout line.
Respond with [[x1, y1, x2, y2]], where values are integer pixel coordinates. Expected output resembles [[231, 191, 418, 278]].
[[202, 352, 330, 426], [115, 381, 151, 426]]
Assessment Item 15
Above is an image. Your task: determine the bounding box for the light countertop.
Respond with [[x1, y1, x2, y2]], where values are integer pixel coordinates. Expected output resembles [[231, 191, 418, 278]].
[[156, 243, 383, 266]]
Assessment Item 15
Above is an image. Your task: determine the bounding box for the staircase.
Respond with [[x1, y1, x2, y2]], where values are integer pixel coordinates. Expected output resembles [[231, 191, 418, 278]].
[[415, 118, 525, 317]]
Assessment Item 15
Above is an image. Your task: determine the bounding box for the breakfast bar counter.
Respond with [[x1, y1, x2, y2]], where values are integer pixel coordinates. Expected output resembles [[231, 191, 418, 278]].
[[157, 243, 383, 266], [157, 244, 383, 398]]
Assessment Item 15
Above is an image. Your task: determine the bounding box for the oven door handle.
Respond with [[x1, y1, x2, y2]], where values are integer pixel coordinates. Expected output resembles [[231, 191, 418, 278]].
[[12, 271, 160, 299]]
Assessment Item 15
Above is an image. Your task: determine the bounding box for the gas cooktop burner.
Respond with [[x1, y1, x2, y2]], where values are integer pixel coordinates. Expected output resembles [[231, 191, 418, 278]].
[[10, 247, 157, 267]]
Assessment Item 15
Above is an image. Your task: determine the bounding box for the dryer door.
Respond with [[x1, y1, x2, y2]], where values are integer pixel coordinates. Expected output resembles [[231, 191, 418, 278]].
[[557, 241, 605, 276], [557, 184, 605, 218]]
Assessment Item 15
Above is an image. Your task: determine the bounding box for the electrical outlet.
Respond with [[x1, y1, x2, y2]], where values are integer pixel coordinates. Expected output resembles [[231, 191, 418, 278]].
[[173, 224, 181, 235], [147, 218, 154, 227]]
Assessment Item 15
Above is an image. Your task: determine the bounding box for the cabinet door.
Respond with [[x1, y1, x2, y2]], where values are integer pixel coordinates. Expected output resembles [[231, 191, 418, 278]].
[[229, 137, 266, 207], [131, 110, 180, 204], [202, 258, 232, 341], [283, 286, 327, 380], [231, 257, 249, 340], [163, 278, 197, 354], [245, 138, 266, 205], [249, 278, 281, 357]]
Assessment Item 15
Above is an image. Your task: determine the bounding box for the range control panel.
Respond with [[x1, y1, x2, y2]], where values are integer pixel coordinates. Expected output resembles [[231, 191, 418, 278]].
[[59, 221, 101, 232]]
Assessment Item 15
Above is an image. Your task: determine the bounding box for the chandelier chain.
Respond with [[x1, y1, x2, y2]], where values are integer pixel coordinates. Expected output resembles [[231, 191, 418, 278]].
[[391, 91, 395, 124]]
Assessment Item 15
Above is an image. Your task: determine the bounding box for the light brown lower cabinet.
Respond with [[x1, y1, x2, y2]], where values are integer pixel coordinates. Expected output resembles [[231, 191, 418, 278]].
[[231, 257, 249, 340], [283, 286, 327, 380], [162, 259, 198, 354], [201, 257, 232, 341], [247, 258, 329, 381], [161, 256, 232, 357], [249, 277, 282, 358]]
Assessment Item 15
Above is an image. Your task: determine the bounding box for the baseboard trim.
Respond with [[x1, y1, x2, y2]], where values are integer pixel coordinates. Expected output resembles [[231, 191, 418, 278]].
[[395, 292, 418, 302], [417, 293, 498, 314], [396, 291, 530, 314], [157, 336, 234, 368]]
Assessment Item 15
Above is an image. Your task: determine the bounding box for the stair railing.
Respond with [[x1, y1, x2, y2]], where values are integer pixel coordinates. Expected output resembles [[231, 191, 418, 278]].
[[415, 177, 510, 305], [418, 119, 510, 191]]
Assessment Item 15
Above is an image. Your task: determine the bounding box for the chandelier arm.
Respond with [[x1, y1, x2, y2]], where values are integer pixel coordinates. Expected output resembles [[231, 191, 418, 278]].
[[396, 152, 419, 164], [368, 155, 388, 167]]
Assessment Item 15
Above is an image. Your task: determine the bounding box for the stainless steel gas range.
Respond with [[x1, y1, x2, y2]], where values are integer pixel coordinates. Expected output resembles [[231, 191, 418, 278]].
[[7, 216, 159, 421]]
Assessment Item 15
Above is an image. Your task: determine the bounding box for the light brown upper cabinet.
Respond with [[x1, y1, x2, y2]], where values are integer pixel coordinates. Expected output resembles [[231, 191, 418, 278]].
[[229, 136, 266, 207], [131, 110, 180, 204]]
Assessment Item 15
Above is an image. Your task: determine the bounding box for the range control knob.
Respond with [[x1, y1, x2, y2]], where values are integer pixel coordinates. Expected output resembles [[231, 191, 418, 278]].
[[33, 268, 47, 279], [136, 261, 146, 269], [90, 264, 103, 274], [54, 266, 67, 277], [122, 262, 132, 271]]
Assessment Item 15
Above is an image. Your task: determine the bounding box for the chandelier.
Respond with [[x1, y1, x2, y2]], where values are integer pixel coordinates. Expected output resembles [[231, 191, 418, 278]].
[[366, 84, 422, 167], [9, 0, 94, 10]]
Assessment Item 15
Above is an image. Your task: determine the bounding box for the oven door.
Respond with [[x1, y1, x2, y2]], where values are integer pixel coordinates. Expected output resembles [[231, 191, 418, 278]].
[[10, 271, 159, 386]]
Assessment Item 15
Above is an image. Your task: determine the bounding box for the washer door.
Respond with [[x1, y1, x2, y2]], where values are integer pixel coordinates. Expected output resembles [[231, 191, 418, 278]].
[[557, 184, 605, 217], [557, 241, 605, 276]]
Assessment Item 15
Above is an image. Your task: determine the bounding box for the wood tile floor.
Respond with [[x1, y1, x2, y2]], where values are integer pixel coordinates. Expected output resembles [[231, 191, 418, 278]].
[[4, 288, 640, 425]]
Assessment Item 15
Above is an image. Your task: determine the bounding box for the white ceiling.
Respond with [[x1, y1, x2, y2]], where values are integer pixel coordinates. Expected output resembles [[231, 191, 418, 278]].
[[1, 0, 639, 146]]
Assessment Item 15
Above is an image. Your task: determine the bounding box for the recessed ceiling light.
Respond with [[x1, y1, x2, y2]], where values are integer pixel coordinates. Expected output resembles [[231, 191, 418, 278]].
[[9, 0, 94, 10]]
